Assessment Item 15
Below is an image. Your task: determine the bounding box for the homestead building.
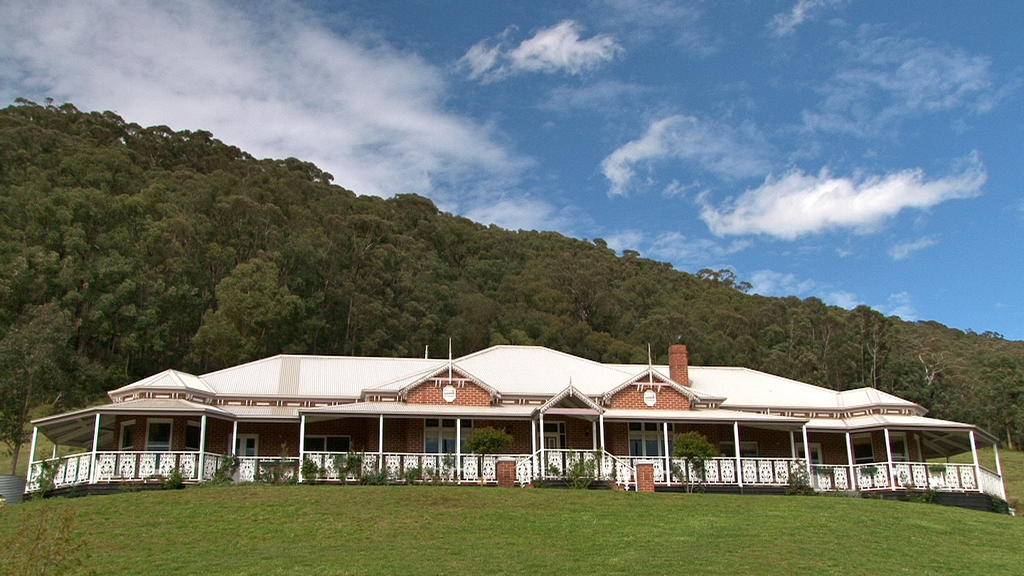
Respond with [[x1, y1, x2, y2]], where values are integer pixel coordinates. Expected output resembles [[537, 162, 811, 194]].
[[25, 345, 1007, 501]]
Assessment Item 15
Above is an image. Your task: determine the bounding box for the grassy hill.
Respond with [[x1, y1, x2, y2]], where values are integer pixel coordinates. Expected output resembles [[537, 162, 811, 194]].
[[1, 485, 1021, 575]]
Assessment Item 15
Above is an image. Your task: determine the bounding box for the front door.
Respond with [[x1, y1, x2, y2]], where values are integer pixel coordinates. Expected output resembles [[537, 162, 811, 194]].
[[235, 434, 259, 457], [543, 422, 566, 449]]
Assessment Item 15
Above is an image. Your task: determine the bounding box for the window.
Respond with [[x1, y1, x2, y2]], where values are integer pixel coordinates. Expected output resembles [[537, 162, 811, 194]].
[[304, 436, 351, 452], [629, 422, 665, 457], [853, 434, 874, 464], [146, 419, 172, 451], [795, 441, 823, 464], [424, 419, 473, 453], [120, 420, 135, 451], [185, 421, 201, 451], [719, 441, 759, 458], [888, 432, 909, 462], [542, 421, 565, 450], [235, 434, 259, 457]]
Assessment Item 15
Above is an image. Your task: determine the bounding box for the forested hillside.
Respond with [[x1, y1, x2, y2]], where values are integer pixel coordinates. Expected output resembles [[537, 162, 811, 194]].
[[1, 100, 1021, 455]]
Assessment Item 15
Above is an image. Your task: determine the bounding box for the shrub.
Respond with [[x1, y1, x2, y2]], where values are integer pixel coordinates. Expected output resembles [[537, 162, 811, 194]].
[[672, 431, 717, 492], [466, 427, 513, 455], [162, 467, 184, 490], [300, 457, 321, 483], [565, 453, 599, 489]]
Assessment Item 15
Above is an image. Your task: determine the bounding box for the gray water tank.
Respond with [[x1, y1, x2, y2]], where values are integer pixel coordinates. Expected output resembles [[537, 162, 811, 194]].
[[0, 474, 27, 504]]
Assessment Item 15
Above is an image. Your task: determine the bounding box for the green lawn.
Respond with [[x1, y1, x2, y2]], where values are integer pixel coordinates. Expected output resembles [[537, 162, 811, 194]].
[[940, 447, 1022, 509], [1, 485, 1021, 576]]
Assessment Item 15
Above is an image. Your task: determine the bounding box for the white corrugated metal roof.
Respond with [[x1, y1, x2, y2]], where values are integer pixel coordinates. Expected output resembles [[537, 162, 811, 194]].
[[109, 369, 215, 396], [662, 366, 922, 412], [199, 354, 444, 398], [304, 402, 535, 418], [453, 346, 637, 395], [602, 408, 806, 425], [33, 398, 231, 426], [807, 414, 976, 432], [104, 346, 922, 416]]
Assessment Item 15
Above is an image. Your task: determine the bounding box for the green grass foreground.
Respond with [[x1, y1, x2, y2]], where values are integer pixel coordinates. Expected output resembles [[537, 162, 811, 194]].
[[1, 485, 1022, 576]]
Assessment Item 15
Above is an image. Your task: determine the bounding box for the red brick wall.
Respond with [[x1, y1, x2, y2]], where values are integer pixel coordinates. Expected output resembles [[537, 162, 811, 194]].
[[406, 381, 493, 406], [607, 385, 690, 411], [236, 422, 300, 457]]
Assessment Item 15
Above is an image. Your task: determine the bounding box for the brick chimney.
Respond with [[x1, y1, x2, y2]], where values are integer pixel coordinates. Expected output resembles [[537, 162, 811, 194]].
[[669, 344, 690, 386]]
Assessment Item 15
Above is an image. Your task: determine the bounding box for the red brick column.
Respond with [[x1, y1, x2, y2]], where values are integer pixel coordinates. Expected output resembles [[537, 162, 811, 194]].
[[636, 462, 655, 492], [497, 458, 517, 488]]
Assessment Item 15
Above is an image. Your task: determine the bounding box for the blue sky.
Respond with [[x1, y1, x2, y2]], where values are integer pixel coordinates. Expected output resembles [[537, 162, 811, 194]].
[[2, 1, 1022, 339]]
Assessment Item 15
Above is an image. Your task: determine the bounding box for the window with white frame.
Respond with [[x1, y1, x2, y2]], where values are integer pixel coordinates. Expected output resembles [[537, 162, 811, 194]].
[[888, 432, 909, 462], [719, 441, 759, 458], [120, 420, 135, 451], [542, 421, 566, 450], [795, 441, 823, 464], [185, 420, 201, 451], [146, 419, 172, 451], [424, 419, 473, 453], [853, 434, 874, 464], [629, 422, 665, 457], [304, 435, 351, 452]]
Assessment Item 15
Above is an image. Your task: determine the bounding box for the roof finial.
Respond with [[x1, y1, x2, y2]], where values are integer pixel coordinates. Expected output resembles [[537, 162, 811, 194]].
[[648, 343, 654, 384]]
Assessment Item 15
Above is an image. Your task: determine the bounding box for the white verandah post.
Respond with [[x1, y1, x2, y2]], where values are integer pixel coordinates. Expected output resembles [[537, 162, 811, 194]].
[[230, 420, 239, 456], [455, 418, 462, 482], [87, 413, 101, 484], [663, 422, 671, 484], [801, 424, 812, 480], [377, 414, 384, 473], [883, 428, 895, 488], [530, 418, 537, 478], [844, 432, 855, 490], [968, 430, 981, 493], [297, 414, 306, 483], [733, 421, 742, 488], [591, 420, 597, 451], [992, 440, 1007, 500], [197, 414, 208, 483], [26, 426, 39, 488], [598, 414, 605, 452], [539, 413, 545, 478], [789, 430, 796, 460]]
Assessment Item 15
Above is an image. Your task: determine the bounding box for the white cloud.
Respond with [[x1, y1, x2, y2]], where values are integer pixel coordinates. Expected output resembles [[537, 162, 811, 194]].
[[0, 1, 524, 199], [749, 270, 820, 298], [888, 237, 937, 261], [881, 291, 918, 320], [594, 0, 716, 56], [603, 231, 646, 254], [700, 153, 986, 239], [605, 230, 750, 266], [826, 291, 860, 309], [769, 0, 846, 37], [804, 29, 1002, 136], [601, 115, 770, 196], [462, 195, 571, 232], [540, 79, 650, 112], [750, 270, 861, 309], [460, 20, 622, 83]]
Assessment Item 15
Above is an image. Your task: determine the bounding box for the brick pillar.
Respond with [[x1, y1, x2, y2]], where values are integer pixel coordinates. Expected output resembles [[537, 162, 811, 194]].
[[497, 458, 517, 488], [636, 462, 655, 492], [669, 344, 690, 386]]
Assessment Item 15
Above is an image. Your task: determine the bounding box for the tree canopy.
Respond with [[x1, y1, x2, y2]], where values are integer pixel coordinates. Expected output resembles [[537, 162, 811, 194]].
[[1, 99, 1022, 463]]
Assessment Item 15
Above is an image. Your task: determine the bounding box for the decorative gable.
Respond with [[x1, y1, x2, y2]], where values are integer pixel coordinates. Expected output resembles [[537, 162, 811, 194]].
[[403, 370, 495, 407], [605, 374, 691, 411]]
